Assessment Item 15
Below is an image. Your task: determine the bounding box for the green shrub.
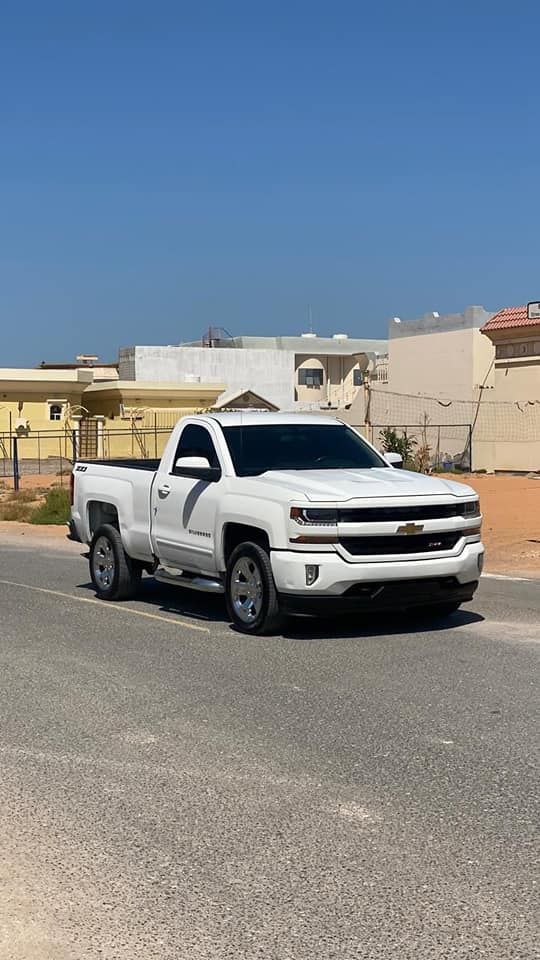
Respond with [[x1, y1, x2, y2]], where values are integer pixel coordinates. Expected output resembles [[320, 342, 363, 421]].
[[30, 487, 71, 525], [379, 427, 418, 470]]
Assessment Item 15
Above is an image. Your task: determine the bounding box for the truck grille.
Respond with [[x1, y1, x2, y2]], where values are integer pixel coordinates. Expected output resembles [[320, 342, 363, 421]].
[[338, 502, 475, 522], [340, 532, 462, 556]]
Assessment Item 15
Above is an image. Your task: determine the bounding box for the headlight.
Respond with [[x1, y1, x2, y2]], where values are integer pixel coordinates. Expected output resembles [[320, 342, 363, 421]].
[[290, 507, 338, 525], [462, 500, 480, 517]]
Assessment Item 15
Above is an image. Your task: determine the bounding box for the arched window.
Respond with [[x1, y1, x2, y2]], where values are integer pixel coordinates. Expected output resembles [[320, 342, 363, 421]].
[[49, 404, 63, 421]]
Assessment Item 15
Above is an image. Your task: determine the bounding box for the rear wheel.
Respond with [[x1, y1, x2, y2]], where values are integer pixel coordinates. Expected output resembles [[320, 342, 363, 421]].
[[90, 523, 141, 601], [226, 541, 282, 635]]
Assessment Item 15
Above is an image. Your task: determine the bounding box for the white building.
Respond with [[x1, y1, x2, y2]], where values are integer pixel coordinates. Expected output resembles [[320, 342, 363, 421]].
[[119, 333, 388, 411]]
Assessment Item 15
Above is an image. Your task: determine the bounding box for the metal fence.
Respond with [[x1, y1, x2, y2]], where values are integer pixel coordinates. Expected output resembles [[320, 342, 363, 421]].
[[0, 431, 76, 489], [371, 423, 473, 471], [0, 418, 475, 490], [0, 426, 176, 489]]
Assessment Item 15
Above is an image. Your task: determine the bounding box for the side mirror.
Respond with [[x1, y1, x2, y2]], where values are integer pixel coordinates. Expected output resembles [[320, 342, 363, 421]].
[[383, 451, 403, 469], [173, 455, 222, 482]]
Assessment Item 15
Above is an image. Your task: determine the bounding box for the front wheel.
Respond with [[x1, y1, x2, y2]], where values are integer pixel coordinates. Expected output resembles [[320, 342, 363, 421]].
[[89, 523, 141, 601], [226, 541, 282, 635]]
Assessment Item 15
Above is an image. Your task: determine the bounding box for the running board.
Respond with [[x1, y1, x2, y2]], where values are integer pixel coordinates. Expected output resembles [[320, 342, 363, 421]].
[[154, 566, 225, 594]]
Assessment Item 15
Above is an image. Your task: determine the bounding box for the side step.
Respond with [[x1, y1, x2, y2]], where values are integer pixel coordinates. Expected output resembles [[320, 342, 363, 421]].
[[154, 565, 225, 594]]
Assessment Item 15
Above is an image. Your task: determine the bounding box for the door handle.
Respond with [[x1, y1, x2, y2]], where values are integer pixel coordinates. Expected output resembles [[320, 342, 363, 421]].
[[158, 483, 171, 497]]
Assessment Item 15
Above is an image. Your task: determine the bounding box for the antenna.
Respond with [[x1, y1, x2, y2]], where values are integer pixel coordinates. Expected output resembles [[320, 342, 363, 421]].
[[308, 305, 313, 334]]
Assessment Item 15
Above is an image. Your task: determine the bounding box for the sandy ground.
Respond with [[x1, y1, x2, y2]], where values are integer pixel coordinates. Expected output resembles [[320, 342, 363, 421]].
[[444, 474, 540, 577], [1, 474, 539, 576], [0, 475, 65, 492], [0, 521, 75, 545]]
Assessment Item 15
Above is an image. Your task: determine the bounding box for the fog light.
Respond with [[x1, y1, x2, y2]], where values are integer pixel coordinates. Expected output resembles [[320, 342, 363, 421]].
[[477, 551, 485, 575], [305, 564, 319, 586]]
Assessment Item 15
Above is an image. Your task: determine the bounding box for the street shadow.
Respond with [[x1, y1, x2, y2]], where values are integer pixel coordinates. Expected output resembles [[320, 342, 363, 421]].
[[77, 575, 484, 638], [279, 607, 484, 641], [76, 575, 225, 624]]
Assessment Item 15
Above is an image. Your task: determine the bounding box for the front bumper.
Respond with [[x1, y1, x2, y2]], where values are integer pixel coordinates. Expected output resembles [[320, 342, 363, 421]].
[[279, 576, 478, 616], [271, 541, 484, 612]]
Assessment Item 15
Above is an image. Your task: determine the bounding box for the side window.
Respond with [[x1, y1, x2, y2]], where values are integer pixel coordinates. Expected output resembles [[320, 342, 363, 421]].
[[173, 424, 219, 471], [298, 368, 324, 387]]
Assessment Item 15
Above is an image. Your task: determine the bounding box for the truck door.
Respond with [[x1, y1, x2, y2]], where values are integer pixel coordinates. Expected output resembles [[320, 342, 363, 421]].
[[151, 423, 223, 573]]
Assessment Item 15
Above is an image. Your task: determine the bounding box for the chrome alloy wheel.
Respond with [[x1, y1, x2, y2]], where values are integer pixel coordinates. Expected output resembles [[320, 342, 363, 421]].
[[230, 556, 263, 623], [92, 535, 115, 590]]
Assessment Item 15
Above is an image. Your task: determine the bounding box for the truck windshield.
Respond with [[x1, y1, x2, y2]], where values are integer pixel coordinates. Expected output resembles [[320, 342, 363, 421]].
[[221, 424, 387, 476]]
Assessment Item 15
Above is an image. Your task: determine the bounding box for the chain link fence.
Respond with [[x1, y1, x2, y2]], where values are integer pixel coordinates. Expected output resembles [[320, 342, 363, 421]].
[[371, 423, 473, 471], [0, 426, 175, 488]]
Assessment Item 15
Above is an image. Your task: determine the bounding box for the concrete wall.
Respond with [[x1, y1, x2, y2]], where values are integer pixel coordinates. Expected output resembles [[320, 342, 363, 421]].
[[491, 355, 540, 472], [480, 321, 540, 472], [388, 306, 495, 401], [389, 327, 472, 399], [120, 346, 295, 410], [472, 328, 496, 392], [493, 358, 540, 403]]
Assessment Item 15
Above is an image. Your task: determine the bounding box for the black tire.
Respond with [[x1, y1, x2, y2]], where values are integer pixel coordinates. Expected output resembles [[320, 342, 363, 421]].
[[226, 541, 282, 635], [89, 523, 141, 601]]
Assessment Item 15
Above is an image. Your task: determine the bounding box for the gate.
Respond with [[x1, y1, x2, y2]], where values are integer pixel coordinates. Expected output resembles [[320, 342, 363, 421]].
[[78, 418, 99, 459]]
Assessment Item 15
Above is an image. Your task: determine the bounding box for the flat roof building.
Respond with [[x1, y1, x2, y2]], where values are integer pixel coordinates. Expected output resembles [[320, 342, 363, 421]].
[[120, 332, 388, 411], [388, 305, 495, 401]]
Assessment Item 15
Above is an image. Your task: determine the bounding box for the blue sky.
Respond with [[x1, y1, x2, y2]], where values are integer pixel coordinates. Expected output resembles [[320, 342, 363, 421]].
[[1, 1, 539, 364]]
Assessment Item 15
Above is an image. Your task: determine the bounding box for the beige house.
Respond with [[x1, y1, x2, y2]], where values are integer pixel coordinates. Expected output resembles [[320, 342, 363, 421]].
[[295, 346, 372, 406], [388, 306, 495, 401], [0, 367, 223, 465], [0, 368, 93, 435], [481, 305, 540, 472]]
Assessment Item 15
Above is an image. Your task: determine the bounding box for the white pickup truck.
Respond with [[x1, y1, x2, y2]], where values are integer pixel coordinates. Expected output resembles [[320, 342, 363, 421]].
[[71, 413, 484, 634]]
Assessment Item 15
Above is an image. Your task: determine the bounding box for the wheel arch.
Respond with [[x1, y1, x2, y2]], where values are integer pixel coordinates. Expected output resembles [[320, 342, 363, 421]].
[[222, 523, 270, 567], [87, 500, 120, 538]]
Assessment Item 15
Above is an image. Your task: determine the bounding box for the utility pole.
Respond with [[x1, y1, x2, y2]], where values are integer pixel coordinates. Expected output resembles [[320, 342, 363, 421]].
[[363, 375, 372, 441]]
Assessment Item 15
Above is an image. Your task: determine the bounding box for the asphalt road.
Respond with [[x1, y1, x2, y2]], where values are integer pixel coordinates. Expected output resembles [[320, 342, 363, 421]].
[[0, 537, 538, 959]]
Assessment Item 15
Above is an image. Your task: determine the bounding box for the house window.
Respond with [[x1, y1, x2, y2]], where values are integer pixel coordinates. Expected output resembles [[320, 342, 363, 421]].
[[353, 369, 363, 386], [298, 368, 324, 387], [496, 343, 515, 359], [48, 403, 63, 421], [496, 341, 540, 359]]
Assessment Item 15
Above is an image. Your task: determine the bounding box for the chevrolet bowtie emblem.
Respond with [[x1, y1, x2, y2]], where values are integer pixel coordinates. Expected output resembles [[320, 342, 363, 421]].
[[397, 522, 424, 535]]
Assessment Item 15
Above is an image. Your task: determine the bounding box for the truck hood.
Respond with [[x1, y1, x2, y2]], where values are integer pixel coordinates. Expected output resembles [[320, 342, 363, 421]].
[[255, 468, 476, 502]]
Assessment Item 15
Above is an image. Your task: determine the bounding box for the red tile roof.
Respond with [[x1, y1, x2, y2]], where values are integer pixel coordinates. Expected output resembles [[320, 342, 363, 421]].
[[481, 305, 540, 332]]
